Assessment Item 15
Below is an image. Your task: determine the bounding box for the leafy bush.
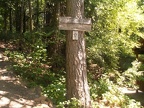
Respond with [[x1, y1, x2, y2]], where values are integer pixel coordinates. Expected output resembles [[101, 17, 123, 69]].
[[90, 79, 142, 108], [6, 48, 57, 87], [85, 0, 144, 73], [43, 76, 66, 104], [90, 79, 109, 99], [101, 86, 141, 108], [117, 60, 142, 88], [56, 98, 82, 108]]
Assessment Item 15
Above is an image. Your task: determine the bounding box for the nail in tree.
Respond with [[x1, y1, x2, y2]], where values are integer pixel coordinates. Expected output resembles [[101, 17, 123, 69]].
[[59, 0, 92, 107]]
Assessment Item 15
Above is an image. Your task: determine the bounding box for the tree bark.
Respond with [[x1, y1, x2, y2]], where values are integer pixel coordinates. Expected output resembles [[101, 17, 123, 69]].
[[28, 0, 33, 32], [15, 1, 21, 32], [66, 0, 91, 107], [36, 0, 39, 29], [20, 0, 24, 34], [9, 7, 12, 32], [3, 8, 8, 34]]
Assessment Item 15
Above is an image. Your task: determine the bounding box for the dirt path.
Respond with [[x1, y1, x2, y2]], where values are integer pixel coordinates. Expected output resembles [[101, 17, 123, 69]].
[[0, 42, 52, 108], [119, 87, 144, 106]]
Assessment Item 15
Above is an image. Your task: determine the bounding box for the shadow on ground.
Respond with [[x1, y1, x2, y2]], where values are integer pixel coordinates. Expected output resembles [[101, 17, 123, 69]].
[[0, 42, 52, 108], [0, 63, 37, 108], [125, 91, 144, 106]]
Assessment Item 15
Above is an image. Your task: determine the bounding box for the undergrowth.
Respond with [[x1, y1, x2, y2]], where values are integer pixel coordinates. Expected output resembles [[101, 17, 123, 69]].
[[4, 33, 144, 107], [6, 47, 143, 107]]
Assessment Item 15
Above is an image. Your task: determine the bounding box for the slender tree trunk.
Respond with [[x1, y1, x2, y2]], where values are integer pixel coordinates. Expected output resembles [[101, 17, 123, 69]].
[[3, 9, 8, 34], [20, 0, 24, 34], [52, 2, 59, 27], [23, 10, 26, 33], [28, 0, 33, 32], [36, 0, 39, 29], [9, 7, 12, 32], [66, 0, 91, 107], [15, 1, 21, 32]]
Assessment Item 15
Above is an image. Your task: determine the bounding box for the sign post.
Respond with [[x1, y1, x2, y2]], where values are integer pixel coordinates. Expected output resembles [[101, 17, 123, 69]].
[[59, 17, 91, 31], [58, 0, 92, 107]]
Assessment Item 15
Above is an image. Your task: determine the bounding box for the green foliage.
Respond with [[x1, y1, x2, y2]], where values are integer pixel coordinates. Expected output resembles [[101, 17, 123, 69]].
[[85, 0, 144, 72], [101, 85, 141, 108], [10, 61, 55, 87], [90, 79, 109, 99], [2, 0, 144, 107], [90, 79, 142, 108], [136, 63, 144, 82], [56, 98, 82, 108], [7, 48, 143, 107], [117, 60, 140, 88], [43, 76, 66, 104], [6, 31, 62, 87], [116, 60, 144, 88], [118, 53, 135, 72]]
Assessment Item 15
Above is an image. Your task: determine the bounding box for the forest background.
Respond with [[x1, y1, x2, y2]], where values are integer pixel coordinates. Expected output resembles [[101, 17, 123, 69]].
[[0, 0, 144, 107]]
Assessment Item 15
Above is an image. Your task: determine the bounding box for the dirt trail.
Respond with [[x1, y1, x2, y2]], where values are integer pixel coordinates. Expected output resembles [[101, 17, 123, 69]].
[[0, 42, 52, 108], [119, 87, 144, 106]]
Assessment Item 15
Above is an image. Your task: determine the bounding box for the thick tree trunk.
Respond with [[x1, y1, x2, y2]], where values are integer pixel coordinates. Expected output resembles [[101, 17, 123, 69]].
[[66, 0, 91, 107]]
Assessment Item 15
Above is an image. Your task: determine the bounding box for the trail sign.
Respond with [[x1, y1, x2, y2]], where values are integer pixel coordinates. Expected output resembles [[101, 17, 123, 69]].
[[73, 31, 79, 40], [58, 1, 92, 107], [59, 17, 91, 31]]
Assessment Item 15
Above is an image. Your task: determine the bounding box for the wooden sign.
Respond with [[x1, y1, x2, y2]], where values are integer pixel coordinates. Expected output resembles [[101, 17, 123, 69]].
[[59, 17, 91, 31]]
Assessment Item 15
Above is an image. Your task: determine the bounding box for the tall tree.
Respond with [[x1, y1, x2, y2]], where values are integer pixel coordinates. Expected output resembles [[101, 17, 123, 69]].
[[3, 2, 8, 34], [15, 1, 21, 32], [9, 5, 12, 32], [36, 0, 39, 29], [66, 0, 91, 107], [28, 0, 33, 32], [20, 0, 24, 34]]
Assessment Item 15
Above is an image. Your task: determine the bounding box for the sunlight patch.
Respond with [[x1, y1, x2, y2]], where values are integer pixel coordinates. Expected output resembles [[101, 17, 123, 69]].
[[0, 90, 8, 95], [0, 97, 10, 107]]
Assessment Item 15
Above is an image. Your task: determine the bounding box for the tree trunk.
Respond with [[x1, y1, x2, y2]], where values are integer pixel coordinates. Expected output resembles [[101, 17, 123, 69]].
[[66, 0, 91, 107], [9, 7, 12, 32], [3, 9, 8, 34], [15, 1, 21, 32], [36, 0, 39, 29], [28, 0, 33, 32], [23, 10, 26, 33], [20, 0, 24, 34]]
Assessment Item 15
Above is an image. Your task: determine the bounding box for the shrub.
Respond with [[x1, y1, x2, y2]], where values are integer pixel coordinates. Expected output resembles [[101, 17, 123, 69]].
[[43, 76, 66, 104], [90, 79, 142, 108], [56, 98, 82, 108]]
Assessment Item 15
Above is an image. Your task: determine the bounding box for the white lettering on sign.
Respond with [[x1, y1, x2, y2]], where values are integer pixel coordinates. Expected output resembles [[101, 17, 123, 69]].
[[73, 31, 78, 40]]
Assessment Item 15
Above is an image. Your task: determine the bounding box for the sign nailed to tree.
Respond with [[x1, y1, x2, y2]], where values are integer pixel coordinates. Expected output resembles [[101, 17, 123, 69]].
[[58, 0, 92, 106], [59, 17, 92, 31]]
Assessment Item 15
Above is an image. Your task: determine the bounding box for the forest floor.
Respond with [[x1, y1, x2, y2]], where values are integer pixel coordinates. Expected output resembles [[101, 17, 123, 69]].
[[0, 41, 144, 108], [0, 42, 53, 108]]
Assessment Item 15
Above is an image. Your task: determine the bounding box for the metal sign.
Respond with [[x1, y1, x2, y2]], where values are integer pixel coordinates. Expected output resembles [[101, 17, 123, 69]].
[[73, 31, 79, 40]]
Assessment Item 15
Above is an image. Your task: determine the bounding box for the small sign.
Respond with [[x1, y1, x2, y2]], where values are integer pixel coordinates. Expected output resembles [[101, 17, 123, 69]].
[[59, 17, 91, 31], [73, 31, 78, 40]]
